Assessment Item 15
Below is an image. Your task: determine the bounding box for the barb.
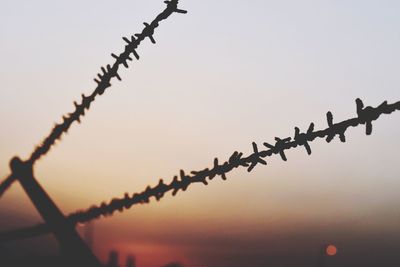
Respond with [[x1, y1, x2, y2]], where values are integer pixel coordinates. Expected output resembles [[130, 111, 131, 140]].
[[67, 98, 399, 224], [0, 0, 187, 199], [1, 98, 397, 243]]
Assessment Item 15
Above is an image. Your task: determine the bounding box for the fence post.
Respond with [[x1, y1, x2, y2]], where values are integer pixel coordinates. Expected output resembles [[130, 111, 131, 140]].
[[9, 157, 102, 267]]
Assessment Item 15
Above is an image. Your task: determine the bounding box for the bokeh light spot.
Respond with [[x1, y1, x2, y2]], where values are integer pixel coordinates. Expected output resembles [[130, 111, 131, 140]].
[[326, 244, 337, 256]]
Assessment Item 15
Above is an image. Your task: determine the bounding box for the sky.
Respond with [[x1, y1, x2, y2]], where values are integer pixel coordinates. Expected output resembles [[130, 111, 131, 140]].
[[1, 0, 400, 266]]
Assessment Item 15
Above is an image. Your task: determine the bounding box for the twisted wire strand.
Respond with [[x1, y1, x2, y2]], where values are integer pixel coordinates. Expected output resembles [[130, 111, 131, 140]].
[[67, 98, 400, 224], [0, 0, 187, 198], [29, 0, 187, 164], [1, 97, 397, 244]]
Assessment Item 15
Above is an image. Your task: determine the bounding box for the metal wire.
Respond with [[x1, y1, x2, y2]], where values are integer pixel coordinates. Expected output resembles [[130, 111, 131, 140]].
[[0, 0, 187, 199], [68, 98, 400, 223], [2, 98, 398, 242], [28, 0, 187, 164]]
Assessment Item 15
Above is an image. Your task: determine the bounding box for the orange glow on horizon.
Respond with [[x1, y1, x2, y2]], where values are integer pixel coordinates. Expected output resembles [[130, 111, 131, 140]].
[[96, 241, 192, 267]]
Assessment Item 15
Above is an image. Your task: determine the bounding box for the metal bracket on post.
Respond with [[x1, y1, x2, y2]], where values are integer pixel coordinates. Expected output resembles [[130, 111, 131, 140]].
[[9, 157, 102, 267]]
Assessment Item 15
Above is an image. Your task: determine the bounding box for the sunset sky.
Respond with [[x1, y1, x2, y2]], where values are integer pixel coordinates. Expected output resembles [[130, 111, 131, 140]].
[[1, 1, 400, 266]]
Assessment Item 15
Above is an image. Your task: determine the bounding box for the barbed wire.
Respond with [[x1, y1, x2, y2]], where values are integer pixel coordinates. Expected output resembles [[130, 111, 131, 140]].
[[67, 98, 400, 223], [1, 98, 398, 242], [28, 0, 187, 163], [0, 0, 187, 199]]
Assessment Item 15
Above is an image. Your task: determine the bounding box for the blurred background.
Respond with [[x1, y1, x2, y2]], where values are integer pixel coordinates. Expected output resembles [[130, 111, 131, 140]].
[[1, 0, 400, 266]]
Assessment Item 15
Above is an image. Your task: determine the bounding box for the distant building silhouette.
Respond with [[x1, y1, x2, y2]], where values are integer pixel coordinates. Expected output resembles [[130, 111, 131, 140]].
[[163, 263, 183, 267], [105, 250, 136, 267], [107, 250, 119, 267], [126, 254, 135, 267]]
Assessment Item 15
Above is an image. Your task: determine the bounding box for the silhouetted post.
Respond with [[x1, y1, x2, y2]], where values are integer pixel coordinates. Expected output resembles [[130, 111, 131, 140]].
[[126, 254, 135, 267], [10, 157, 102, 267]]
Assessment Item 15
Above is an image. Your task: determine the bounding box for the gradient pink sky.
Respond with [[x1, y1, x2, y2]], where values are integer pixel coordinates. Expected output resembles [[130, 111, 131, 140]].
[[1, 1, 400, 266]]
